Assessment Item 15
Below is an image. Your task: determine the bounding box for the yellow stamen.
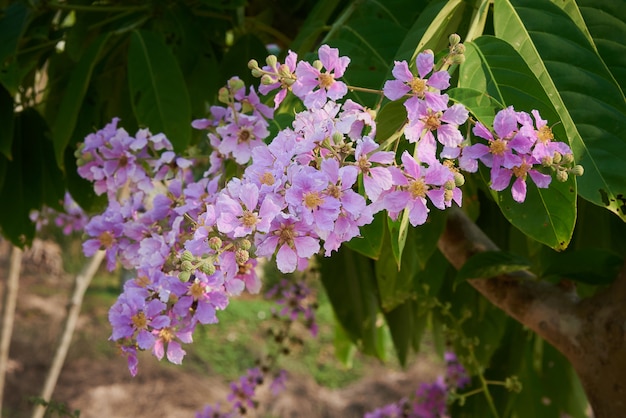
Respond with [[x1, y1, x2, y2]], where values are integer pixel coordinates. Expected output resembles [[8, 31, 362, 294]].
[[409, 77, 427, 97], [131, 312, 147, 330], [537, 126, 554, 143], [409, 179, 427, 198], [303, 191, 324, 209], [241, 210, 258, 228], [489, 139, 507, 156], [318, 73, 335, 89]]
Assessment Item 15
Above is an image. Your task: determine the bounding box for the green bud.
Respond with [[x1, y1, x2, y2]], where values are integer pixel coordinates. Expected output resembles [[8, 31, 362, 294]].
[[541, 155, 553, 167], [556, 169, 569, 182], [265, 54, 278, 68], [552, 152, 562, 164], [449, 33, 461, 46], [208, 236, 222, 251], [444, 180, 456, 191], [454, 172, 465, 187], [181, 250, 194, 263], [228, 77, 245, 92], [278, 64, 293, 78], [570, 164, 584, 177], [218, 87, 230, 104], [181, 260, 194, 272], [199, 261, 216, 276], [235, 248, 249, 264], [260, 74, 274, 85], [451, 54, 466, 65], [562, 153, 574, 164], [332, 132, 344, 144], [312, 60, 323, 71], [178, 270, 191, 282], [238, 238, 251, 251], [247, 59, 259, 70], [251, 68, 263, 78], [453, 43, 466, 55]]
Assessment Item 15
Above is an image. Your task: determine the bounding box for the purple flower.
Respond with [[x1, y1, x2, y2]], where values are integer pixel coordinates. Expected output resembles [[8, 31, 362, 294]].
[[292, 44, 350, 109], [355, 137, 396, 202], [216, 182, 281, 237], [491, 155, 551, 202]]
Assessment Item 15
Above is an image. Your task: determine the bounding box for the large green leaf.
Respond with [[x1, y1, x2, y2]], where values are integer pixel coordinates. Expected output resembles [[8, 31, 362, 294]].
[[577, 0, 626, 93], [52, 33, 111, 169], [494, 0, 626, 221], [344, 210, 385, 260], [460, 36, 577, 249], [0, 84, 13, 160], [289, 0, 343, 55], [128, 30, 191, 152], [319, 248, 385, 359], [0, 2, 30, 94]]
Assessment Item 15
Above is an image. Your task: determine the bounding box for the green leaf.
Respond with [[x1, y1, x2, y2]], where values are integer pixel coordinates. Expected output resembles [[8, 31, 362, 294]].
[[0, 84, 14, 159], [456, 250, 531, 283], [0, 2, 30, 68], [128, 30, 192, 152], [319, 247, 385, 359], [541, 248, 622, 285], [344, 210, 385, 260], [460, 36, 577, 250], [219, 33, 268, 87], [52, 33, 111, 169], [577, 0, 626, 93], [387, 213, 410, 270], [383, 300, 418, 367], [375, 100, 407, 147], [289, 0, 343, 55], [494, 0, 626, 221], [333, 318, 357, 368], [447, 87, 502, 127]]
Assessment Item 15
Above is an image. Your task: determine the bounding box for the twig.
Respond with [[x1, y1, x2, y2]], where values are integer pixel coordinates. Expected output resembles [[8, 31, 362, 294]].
[[0, 245, 23, 416], [31, 250, 106, 418]]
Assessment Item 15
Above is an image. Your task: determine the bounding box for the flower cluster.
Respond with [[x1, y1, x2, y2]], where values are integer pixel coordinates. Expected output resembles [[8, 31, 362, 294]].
[[74, 38, 581, 376], [364, 352, 470, 418], [29, 192, 89, 235]]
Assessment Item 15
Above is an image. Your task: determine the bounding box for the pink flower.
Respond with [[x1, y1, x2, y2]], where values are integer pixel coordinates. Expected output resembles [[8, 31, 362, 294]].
[[354, 137, 395, 202]]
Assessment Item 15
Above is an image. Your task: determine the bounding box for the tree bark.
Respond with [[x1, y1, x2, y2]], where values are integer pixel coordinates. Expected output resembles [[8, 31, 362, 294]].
[[437, 207, 626, 418]]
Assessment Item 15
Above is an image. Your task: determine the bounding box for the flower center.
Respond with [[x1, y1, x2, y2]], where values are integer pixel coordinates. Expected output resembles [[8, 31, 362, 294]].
[[260, 172, 275, 186], [99, 231, 114, 249], [158, 328, 174, 343], [238, 128, 252, 143], [512, 162, 531, 179], [190, 280, 205, 300], [131, 312, 147, 330], [327, 184, 342, 199], [409, 77, 427, 97], [409, 178, 427, 198], [135, 276, 151, 287], [489, 139, 507, 156], [357, 155, 371, 174], [303, 191, 324, 209], [277, 223, 295, 247], [537, 126, 554, 143], [424, 111, 441, 131], [318, 73, 335, 89], [241, 210, 258, 228]]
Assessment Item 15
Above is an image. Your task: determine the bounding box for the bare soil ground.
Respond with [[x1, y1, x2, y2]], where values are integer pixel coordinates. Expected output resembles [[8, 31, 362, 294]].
[[1, 240, 440, 418]]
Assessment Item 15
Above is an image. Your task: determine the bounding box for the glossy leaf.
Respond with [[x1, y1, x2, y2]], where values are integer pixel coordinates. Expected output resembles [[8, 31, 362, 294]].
[[460, 36, 577, 250], [128, 30, 192, 152], [456, 250, 531, 283], [52, 33, 111, 169], [290, 0, 343, 55], [494, 0, 626, 221]]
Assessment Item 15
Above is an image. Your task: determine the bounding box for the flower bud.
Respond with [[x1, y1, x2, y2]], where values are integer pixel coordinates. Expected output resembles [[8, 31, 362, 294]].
[[238, 238, 251, 250], [453, 43, 466, 55], [556, 169, 569, 182], [444, 180, 456, 191], [181, 260, 194, 272], [260, 74, 274, 85], [181, 250, 194, 263], [449, 33, 461, 46], [265, 55, 278, 68], [451, 54, 466, 65], [228, 77, 245, 92], [278, 64, 293, 78], [235, 248, 249, 264], [251, 68, 263, 78], [570, 165, 584, 177], [444, 189, 454, 202], [552, 152, 562, 164], [208, 236, 222, 251], [541, 155, 553, 167], [218, 87, 230, 104], [247, 59, 259, 70], [562, 153, 574, 164], [450, 173, 462, 188], [313, 60, 323, 71], [199, 261, 216, 276], [178, 271, 191, 282]]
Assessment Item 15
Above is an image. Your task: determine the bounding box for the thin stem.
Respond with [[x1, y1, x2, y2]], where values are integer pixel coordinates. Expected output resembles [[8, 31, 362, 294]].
[[478, 371, 501, 418], [346, 85, 384, 96], [0, 245, 22, 417], [31, 250, 106, 418]]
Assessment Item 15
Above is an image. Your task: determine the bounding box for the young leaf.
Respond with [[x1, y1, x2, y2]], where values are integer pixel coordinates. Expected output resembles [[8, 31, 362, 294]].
[[494, 0, 626, 221], [128, 30, 191, 152], [455, 250, 531, 283]]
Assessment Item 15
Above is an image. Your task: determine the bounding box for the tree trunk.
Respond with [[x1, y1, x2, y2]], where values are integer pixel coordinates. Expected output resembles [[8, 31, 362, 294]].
[[437, 208, 626, 418]]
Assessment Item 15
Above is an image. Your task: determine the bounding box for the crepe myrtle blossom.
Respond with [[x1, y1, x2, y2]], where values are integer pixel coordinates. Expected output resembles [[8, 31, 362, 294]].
[[384, 50, 451, 110], [491, 154, 552, 203], [354, 137, 396, 202], [292, 44, 350, 109], [254, 50, 298, 108]]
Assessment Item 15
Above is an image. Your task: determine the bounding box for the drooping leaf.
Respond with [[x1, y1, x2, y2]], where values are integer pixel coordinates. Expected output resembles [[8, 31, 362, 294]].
[[455, 250, 531, 284], [319, 247, 385, 359], [53, 33, 111, 169], [494, 0, 626, 221], [460, 36, 577, 249], [128, 29, 192, 152]]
